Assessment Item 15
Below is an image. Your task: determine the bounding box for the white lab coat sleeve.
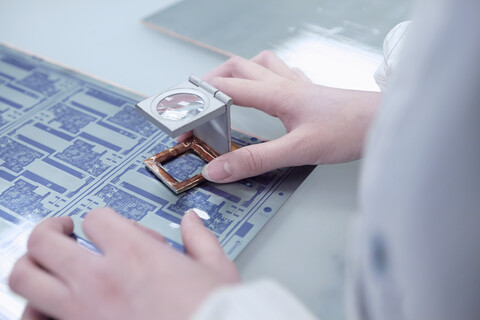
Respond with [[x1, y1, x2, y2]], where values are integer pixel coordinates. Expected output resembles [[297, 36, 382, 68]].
[[360, 0, 480, 319], [191, 279, 319, 320], [374, 21, 411, 91]]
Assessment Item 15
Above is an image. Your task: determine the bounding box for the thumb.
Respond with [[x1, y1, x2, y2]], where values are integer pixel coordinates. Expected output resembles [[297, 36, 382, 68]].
[[181, 210, 226, 267], [202, 131, 307, 183]]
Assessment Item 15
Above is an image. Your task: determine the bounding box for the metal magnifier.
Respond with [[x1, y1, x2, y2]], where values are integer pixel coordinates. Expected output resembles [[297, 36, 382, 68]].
[[136, 75, 232, 193]]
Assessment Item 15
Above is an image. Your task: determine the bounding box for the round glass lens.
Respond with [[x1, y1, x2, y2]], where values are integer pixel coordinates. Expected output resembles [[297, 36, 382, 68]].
[[156, 93, 205, 121]]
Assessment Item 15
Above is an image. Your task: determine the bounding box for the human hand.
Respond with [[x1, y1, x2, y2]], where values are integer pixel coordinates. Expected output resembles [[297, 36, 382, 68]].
[[201, 51, 382, 183], [9, 208, 240, 320]]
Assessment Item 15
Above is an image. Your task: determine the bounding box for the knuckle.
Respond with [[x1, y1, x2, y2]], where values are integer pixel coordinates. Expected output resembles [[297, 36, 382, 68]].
[[227, 56, 245, 69], [217, 259, 240, 283], [69, 263, 116, 305], [256, 50, 275, 62], [271, 82, 306, 119], [241, 147, 265, 174], [267, 87, 292, 115], [118, 239, 145, 262], [86, 263, 116, 295], [91, 262, 112, 282]]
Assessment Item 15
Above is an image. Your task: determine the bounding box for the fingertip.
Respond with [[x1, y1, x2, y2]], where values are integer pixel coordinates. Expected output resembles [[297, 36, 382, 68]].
[[181, 210, 203, 253], [88, 206, 117, 215], [81, 207, 145, 253], [37, 216, 73, 229], [181, 210, 225, 262], [56, 216, 74, 232], [84, 207, 118, 223], [204, 76, 224, 91], [202, 71, 215, 82], [8, 255, 28, 293], [182, 210, 203, 228], [28, 217, 74, 252], [201, 164, 211, 181], [181, 209, 212, 242], [202, 158, 232, 182], [175, 131, 192, 143], [82, 207, 123, 240]]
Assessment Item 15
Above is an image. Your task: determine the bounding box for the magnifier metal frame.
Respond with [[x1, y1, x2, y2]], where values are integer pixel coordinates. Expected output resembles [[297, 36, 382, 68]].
[[136, 75, 232, 194]]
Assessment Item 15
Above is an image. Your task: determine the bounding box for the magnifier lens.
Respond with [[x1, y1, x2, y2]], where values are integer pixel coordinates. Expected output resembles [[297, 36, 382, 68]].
[[157, 93, 205, 121]]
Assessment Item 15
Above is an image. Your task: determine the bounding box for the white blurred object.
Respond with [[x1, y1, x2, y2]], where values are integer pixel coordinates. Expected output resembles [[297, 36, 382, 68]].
[[374, 21, 411, 91], [276, 23, 383, 91], [0, 223, 32, 319]]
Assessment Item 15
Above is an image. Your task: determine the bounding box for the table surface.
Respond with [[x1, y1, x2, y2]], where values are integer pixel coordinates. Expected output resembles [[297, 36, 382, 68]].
[[0, 1, 379, 319]]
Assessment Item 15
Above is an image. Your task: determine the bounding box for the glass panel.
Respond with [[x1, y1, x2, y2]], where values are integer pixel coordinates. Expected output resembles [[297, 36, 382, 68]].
[[156, 93, 205, 121]]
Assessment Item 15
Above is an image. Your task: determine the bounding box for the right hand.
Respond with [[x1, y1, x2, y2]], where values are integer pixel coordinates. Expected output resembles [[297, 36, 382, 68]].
[[201, 51, 382, 183]]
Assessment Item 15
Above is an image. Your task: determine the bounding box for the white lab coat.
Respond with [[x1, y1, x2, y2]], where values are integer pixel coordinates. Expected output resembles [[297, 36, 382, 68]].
[[192, 0, 480, 319]]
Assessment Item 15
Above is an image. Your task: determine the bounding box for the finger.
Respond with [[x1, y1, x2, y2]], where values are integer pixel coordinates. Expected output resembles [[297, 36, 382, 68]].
[[207, 77, 297, 118], [130, 220, 167, 244], [291, 67, 312, 83], [21, 304, 48, 320], [82, 207, 159, 254], [175, 131, 192, 143], [82, 207, 134, 253], [27, 217, 95, 280], [202, 129, 313, 183], [9, 255, 68, 320], [181, 210, 227, 267], [250, 50, 301, 81], [203, 56, 279, 82]]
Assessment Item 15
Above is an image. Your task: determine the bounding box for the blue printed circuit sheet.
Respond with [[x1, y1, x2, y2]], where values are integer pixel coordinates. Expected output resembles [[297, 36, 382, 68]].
[[0, 43, 313, 318], [0, 43, 314, 254], [0, 44, 313, 310]]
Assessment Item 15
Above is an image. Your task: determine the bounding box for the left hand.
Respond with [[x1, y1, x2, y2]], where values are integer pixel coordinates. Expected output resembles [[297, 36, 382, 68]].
[[9, 208, 240, 320], [200, 51, 381, 183]]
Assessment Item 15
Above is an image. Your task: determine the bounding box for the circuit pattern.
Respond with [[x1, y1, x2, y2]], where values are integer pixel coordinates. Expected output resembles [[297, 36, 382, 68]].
[[0, 44, 311, 261]]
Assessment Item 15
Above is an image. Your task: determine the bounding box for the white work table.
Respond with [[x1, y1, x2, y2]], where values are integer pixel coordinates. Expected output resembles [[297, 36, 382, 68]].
[[0, 1, 367, 319]]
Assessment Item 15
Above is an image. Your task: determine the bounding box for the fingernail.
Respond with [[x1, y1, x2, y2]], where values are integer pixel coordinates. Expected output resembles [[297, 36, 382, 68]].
[[202, 159, 231, 182], [184, 210, 202, 224]]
